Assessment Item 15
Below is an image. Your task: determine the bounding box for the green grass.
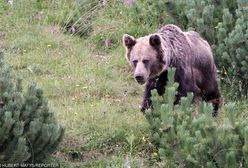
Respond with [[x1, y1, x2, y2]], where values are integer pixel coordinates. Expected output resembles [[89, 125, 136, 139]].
[[1, 0, 247, 167], [0, 0, 155, 167]]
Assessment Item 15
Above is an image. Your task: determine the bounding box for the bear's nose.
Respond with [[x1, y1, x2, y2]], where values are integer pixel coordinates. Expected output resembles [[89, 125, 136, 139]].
[[135, 75, 144, 84]]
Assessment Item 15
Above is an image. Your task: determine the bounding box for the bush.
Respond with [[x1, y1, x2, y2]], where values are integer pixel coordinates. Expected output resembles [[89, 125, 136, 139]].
[[0, 51, 64, 163], [145, 68, 248, 167], [165, 0, 248, 98]]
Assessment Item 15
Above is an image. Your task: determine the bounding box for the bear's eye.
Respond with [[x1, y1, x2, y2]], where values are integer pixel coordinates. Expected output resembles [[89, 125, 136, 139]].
[[133, 60, 138, 67], [142, 59, 149, 65]]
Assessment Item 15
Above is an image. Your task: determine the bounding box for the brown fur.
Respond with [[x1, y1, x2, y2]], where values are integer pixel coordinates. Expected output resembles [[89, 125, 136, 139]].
[[123, 24, 221, 115]]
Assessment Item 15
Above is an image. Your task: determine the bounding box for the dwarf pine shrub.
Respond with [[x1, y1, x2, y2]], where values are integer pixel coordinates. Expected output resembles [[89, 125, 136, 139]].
[[0, 51, 64, 163], [165, 0, 248, 97], [145, 68, 248, 167]]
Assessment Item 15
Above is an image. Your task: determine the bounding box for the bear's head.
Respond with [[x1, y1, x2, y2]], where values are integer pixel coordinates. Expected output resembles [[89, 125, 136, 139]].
[[123, 33, 170, 85]]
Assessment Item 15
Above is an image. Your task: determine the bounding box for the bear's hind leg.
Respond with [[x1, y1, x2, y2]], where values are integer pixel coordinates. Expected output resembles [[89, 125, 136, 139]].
[[203, 87, 221, 116]]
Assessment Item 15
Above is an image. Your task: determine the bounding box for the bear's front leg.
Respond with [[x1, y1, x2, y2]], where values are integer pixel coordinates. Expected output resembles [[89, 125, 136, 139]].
[[140, 79, 156, 112], [140, 71, 168, 112], [174, 68, 188, 104]]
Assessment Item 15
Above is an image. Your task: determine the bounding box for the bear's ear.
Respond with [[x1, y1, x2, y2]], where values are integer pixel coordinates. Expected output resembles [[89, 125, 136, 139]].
[[123, 34, 136, 49], [149, 34, 161, 47]]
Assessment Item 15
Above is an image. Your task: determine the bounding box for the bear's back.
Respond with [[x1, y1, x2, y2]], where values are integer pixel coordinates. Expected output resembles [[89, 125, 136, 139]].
[[159, 24, 216, 72], [159, 24, 192, 67], [184, 31, 216, 72]]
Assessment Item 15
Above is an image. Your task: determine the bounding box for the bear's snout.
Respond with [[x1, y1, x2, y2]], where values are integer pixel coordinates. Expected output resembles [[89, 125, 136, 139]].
[[135, 74, 145, 85]]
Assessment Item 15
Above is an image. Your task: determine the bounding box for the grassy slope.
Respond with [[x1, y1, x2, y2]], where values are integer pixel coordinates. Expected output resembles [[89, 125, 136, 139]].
[[2, 1, 247, 167], [0, 1, 156, 167]]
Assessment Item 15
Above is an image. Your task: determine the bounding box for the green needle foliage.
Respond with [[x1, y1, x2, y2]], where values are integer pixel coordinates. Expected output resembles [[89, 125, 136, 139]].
[[145, 68, 248, 167], [0, 51, 64, 163]]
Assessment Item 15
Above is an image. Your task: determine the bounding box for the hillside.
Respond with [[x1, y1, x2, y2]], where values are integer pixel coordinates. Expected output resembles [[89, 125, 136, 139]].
[[0, 0, 247, 167], [0, 0, 153, 167]]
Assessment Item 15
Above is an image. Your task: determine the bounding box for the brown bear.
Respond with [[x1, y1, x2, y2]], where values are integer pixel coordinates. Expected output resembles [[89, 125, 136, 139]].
[[123, 24, 221, 115]]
